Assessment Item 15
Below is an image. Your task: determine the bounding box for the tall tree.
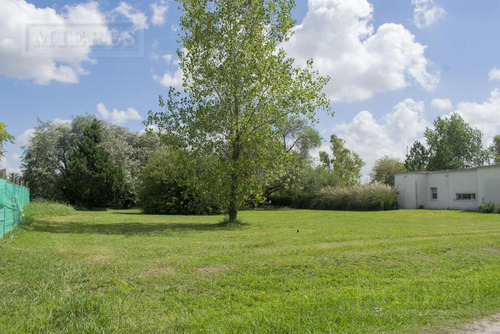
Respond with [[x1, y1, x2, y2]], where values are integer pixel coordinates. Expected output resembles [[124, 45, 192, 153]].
[[0, 122, 14, 159], [319, 134, 364, 186], [146, 0, 330, 222], [425, 113, 491, 171], [371, 156, 406, 186], [405, 141, 429, 171], [491, 135, 500, 164], [22, 119, 72, 200], [64, 119, 124, 208], [22, 116, 159, 205]]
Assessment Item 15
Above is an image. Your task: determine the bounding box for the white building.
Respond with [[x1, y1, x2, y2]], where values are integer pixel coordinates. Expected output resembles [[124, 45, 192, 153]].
[[394, 165, 500, 210]]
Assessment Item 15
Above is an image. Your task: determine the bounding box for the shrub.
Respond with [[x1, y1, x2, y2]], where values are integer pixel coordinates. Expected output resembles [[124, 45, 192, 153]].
[[268, 166, 340, 207], [138, 149, 224, 215], [296, 184, 398, 211], [22, 200, 76, 225], [480, 203, 496, 213]]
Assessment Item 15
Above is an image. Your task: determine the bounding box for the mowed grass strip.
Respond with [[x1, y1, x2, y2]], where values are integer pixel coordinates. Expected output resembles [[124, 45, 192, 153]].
[[0, 209, 499, 333]]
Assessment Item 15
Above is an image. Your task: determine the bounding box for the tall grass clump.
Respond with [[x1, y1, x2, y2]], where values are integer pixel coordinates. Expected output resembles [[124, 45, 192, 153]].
[[480, 202, 496, 213], [22, 199, 76, 225], [305, 184, 398, 211]]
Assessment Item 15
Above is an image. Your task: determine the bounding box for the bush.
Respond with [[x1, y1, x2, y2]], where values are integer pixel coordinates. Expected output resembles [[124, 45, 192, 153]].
[[295, 184, 398, 211], [268, 166, 340, 207], [480, 203, 496, 213], [138, 149, 224, 215], [22, 200, 76, 225]]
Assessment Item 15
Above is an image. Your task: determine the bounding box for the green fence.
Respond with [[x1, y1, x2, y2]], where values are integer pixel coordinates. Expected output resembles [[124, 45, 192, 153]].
[[0, 180, 30, 239]]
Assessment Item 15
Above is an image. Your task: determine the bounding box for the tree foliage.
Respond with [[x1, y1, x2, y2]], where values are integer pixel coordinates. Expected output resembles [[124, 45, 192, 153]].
[[491, 135, 500, 164], [319, 134, 364, 186], [64, 119, 124, 208], [405, 141, 429, 171], [138, 149, 224, 214], [0, 122, 14, 159], [425, 113, 491, 171], [263, 119, 322, 199], [22, 116, 160, 205], [371, 156, 405, 186], [146, 0, 330, 222]]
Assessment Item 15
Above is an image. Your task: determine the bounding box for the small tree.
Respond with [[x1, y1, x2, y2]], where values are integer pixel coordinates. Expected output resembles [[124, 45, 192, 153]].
[[64, 119, 124, 208], [405, 141, 428, 171], [319, 134, 364, 186], [491, 135, 500, 164], [371, 156, 405, 186], [425, 113, 491, 171], [147, 0, 330, 222], [0, 122, 14, 158]]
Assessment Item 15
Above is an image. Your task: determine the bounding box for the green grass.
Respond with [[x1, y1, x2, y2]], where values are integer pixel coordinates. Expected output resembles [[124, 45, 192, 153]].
[[22, 200, 76, 224], [0, 208, 499, 333]]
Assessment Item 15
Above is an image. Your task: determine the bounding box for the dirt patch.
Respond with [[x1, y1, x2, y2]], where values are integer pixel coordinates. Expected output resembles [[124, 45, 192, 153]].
[[82, 255, 112, 264], [454, 313, 500, 334], [484, 247, 500, 252], [195, 266, 225, 274], [134, 267, 170, 279]]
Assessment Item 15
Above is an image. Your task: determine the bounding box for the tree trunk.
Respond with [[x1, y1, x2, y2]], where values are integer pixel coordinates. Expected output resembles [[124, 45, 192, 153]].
[[228, 127, 240, 223], [228, 186, 238, 222], [228, 140, 240, 223]]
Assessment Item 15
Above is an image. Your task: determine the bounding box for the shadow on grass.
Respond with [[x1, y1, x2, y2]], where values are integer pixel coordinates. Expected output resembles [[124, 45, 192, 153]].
[[32, 221, 246, 235], [109, 211, 223, 216]]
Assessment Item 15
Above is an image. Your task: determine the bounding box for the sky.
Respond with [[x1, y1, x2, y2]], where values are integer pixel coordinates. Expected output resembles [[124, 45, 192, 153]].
[[1, 0, 500, 181]]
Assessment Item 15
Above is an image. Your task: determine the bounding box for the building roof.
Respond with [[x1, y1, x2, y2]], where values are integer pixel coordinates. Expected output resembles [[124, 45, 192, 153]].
[[394, 164, 500, 176]]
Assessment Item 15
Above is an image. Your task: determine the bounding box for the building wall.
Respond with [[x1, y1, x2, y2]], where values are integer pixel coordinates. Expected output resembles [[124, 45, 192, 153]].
[[395, 173, 426, 209], [395, 166, 500, 210], [478, 165, 500, 206], [428, 171, 478, 211]]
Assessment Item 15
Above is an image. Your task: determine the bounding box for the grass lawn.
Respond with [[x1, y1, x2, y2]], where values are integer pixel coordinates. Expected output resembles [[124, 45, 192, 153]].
[[0, 209, 499, 333]]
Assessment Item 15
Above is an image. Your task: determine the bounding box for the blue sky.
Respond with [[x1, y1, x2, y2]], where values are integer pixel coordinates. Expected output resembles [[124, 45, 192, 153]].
[[1, 0, 500, 179]]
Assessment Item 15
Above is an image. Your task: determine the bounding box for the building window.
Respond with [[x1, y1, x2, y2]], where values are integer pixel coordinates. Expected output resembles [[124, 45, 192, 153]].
[[456, 193, 476, 201], [431, 187, 438, 200]]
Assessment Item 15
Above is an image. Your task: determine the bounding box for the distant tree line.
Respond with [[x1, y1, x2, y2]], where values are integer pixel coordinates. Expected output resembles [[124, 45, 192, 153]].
[[19, 111, 498, 212]]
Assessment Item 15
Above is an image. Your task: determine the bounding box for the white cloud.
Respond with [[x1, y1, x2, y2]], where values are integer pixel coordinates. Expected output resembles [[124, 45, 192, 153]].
[[153, 64, 183, 89], [162, 54, 173, 64], [284, 0, 439, 102], [431, 98, 453, 111], [114, 2, 148, 31], [53, 118, 71, 125], [97, 103, 142, 125], [151, 3, 168, 27], [150, 39, 160, 60], [334, 98, 429, 177], [0, 156, 20, 174], [11, 153, 21, 161], [17, 128, 35, 147], [139, 124, 159, 135], [0, 0, 111, 84], [412, 0, 446, 29], [488, 67, 500, 81], [454, 89, 500, 144]]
